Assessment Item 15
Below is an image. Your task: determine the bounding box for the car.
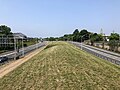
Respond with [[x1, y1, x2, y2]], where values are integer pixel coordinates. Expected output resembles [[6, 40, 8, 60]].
[[0, 56, 8, 63]]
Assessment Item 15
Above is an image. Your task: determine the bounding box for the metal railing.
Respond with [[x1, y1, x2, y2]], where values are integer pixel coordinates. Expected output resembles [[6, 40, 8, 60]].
[[0, 42, 46, 61], [70, 41, 120, 65]]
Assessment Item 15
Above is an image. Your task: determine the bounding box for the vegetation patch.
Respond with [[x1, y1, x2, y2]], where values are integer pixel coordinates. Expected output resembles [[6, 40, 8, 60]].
[[0, 41, 120, 90]]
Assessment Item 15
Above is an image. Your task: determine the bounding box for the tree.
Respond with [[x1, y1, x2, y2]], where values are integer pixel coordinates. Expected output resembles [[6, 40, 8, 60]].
[[80, 29, 88, 35], [72, 29, 90, 42], [108, 33, 120, 52], [79, 29, 90, 42], [73, 29, 79, 35], [48, 37, 56, 41], [108, 33, 119, 40], [73, 29, 80, 42], [90, 33, 103, 46], [90, 33, 96, 46], [0, 25, 12, 35], [63, 34, 73, 41], [108, 40, 119, 52]]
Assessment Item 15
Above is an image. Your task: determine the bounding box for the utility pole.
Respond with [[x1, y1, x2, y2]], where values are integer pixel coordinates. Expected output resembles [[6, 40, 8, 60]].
[[100, 28, 103, 35], [113, 30, 115, 34]]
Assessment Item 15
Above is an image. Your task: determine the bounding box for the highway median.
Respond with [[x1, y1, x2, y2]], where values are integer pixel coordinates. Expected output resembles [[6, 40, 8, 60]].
[[0, 41, 120, 90]]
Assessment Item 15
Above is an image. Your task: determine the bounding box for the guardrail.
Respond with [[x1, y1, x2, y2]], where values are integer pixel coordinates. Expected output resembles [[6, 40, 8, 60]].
[[83, 44, 120, 58], [0, 42, 46, 61], [70, 41, 120, 65]]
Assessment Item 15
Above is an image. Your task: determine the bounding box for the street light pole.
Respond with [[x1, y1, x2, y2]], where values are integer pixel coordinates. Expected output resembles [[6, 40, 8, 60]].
[[81, 36, 82, 50], [81, 35, 86, 50], [36, 38, 38, 49]]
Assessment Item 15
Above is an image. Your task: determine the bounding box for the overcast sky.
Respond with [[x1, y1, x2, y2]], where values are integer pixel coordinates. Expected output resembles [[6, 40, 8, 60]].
[[0, 0, 120, 37]]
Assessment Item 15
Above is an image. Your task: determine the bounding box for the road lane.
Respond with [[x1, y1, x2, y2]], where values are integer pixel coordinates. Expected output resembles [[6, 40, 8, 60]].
[[0, 41, 47, 61], [70, 41, 120, 65]]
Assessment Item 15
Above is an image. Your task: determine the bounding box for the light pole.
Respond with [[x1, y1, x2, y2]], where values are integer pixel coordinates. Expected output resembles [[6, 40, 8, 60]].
[[36, 38, 38, 49], [118, 34, 120, 47], [81, 35, 86, 50]]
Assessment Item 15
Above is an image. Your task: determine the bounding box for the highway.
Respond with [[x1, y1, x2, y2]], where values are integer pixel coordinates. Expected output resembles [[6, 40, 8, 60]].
[[0, 41, 46, 60], [70, 41, 120, 65]]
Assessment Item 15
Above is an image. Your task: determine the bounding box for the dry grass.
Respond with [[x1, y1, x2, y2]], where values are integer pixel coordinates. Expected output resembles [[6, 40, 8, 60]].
[[0, 41, 120, 90]]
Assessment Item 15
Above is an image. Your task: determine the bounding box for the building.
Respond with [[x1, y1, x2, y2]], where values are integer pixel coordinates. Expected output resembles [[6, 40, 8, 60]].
[[13, 33, 27, 39], [0, 35, 14, 50], [0, 33, 27, 50]]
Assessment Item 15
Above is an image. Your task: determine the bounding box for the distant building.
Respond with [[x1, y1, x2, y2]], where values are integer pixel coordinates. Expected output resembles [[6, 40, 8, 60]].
[[13, 33, 27, 39], [0, 33, 27, 49], [0, 35, 14, 49]]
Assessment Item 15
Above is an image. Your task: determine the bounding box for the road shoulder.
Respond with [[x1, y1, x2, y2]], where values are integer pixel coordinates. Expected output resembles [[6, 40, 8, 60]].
[[0, 47, 45, 78]]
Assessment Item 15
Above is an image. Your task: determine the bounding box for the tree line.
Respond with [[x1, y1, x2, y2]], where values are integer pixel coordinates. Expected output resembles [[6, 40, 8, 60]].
[[0, 25, 120, 52], [0, 25, 12, 35], [45, 29, 103, 43], [45, 29, 120, 52]]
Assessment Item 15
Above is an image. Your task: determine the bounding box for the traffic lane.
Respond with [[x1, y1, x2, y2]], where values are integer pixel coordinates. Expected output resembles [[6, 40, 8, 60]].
[[70, 42, 120, 65], [81, 46, 120, 65], [82, 45, 120, 61], [0, 42, 46, 59], [82, 44, 120, 57], [72, 42, 120, 61], [71, 41, 120, 58]]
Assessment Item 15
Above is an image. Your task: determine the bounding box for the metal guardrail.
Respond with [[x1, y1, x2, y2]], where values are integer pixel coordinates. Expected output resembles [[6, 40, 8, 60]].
[[83, 44, 120, 58], [70, 42, 120, 65], [0, 42, 46, 60]]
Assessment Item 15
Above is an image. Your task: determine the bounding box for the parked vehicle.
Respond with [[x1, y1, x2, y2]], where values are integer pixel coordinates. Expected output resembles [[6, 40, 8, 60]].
[[0, 56, 8, 63]]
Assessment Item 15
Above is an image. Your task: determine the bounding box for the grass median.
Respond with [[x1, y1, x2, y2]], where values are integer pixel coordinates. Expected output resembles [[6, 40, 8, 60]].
[[0, 41, 120, 90]]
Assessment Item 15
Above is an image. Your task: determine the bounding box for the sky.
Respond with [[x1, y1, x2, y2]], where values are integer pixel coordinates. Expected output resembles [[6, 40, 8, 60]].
[[0, 0, 120, 37]]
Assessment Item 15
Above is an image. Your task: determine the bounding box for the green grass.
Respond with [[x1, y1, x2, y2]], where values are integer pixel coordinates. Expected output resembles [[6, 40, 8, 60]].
[[0, 41, 120, 90], [24, 40, 36, 46]]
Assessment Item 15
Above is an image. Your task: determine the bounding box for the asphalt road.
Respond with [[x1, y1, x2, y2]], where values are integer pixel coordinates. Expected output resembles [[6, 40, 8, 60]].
[[0, 41, 46, 60], [70, 41, 120, 65]]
